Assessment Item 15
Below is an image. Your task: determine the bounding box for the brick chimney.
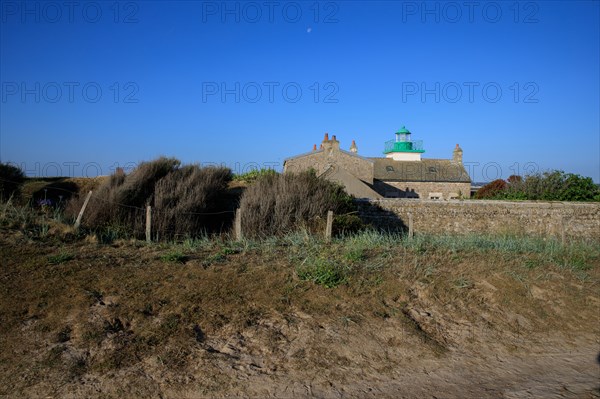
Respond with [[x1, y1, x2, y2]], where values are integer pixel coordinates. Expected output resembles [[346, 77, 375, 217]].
[[453, 144, 463, 164], [313, 144, 317, 151], [349, 140, 358, 153]]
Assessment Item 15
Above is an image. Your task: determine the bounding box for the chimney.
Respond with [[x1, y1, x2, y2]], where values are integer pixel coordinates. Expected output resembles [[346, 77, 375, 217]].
[[349, 140, 358, 153], [313, 144, 317, 151], [321, 133, 340, 152], [453, 144, 463, 164]]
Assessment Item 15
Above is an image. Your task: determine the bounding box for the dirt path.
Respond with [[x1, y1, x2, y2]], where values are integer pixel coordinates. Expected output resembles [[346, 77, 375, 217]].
[[228, 341, 600, 398]]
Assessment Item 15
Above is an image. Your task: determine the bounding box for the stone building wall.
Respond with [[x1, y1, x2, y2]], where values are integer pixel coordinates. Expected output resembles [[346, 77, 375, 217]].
[[356, 199, 600, 240], [372, 181, 471, 199], [284, 150, 374, 184]]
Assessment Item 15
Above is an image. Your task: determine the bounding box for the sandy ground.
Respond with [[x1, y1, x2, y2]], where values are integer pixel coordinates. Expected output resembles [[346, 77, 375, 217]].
[[1, 228, 599, 398]]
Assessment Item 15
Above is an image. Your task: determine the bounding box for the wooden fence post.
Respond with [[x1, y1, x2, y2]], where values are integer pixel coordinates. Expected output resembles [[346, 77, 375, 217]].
[[234, 208, 242, 241], [325, 210, 333, 242], [74, 191, 92, 230], [408, 213, 414, 240], [146, 205, 152, 243]]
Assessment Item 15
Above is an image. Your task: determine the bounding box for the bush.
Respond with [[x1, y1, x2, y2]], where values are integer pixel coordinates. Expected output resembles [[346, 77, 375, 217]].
[[66, 158, 232, 239], [239, 170, 360, 238], [154, 165, 232, 237], [474, 179, 507, 199], [0, 163, 26, 202], [232, 168, 277, 183], [475, 171, 599, 202]]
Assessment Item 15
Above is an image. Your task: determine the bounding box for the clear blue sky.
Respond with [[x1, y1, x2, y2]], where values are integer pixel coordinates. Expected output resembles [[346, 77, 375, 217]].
[[1, 0, 599, 182]]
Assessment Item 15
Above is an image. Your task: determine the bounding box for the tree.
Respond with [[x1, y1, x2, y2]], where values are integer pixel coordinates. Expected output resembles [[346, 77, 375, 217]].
[[474, 170, 599, 202], [0, 163, 26, 202], [474, 179, 507, 199]]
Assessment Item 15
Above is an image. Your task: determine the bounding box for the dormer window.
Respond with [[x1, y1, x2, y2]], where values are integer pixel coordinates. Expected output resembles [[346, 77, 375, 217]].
[[386, 166, 394, 172], [428, 166, 437, 173]]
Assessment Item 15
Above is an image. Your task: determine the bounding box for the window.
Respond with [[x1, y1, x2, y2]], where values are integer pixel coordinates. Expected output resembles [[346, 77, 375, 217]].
[[386, 166, 394, 172], [428, 166, 437, 173]]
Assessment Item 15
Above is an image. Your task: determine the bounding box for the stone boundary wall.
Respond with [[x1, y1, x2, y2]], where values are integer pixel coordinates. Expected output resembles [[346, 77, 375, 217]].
[[356, 199, 600, 240]]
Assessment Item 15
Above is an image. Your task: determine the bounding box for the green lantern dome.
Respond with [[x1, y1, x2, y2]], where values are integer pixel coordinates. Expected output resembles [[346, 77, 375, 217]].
[[396, 126, 411, 134], [384, 125, 425, 154]]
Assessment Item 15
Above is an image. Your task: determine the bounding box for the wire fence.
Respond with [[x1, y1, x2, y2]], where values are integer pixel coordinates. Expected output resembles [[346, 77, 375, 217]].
[[0, 176, 236, 216], [0, 176, 355, 242]]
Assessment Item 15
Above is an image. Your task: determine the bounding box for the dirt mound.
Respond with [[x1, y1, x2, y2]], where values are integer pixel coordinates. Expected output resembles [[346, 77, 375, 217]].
[[0, 229, 598, 398]]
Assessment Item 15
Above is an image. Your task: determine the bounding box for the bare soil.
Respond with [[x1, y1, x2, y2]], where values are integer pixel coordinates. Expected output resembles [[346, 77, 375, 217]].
[[0, 228, 598, 398]]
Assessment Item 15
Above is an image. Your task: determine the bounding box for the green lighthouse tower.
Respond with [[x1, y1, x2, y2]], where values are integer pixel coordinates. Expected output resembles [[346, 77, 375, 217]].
[[383, 126, 425, 161]]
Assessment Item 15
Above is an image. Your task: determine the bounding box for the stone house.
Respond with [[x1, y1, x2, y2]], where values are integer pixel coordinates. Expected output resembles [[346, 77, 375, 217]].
[[283, 127, 471, 200]]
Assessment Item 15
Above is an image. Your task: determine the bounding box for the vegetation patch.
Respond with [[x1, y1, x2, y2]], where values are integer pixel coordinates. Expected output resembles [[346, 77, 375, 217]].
[[296, 256, 348, 288], [0, 162, 26, 202], [475, 170, 599, 201], [65, 157, 233, 239], [48, 251, 75, 265], [239, 170, 363, 238], [160, 250, 187, 263]]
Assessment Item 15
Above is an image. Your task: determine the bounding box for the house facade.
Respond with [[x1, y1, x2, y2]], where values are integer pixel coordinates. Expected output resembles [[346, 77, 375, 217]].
[[283, 128, 471, 200]]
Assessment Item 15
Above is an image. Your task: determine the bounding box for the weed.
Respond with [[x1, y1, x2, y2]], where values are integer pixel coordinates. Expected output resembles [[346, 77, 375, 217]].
[[160, 251, 187, 263], [96, 225, 131, 244], [201, 252, 226, 267], [296, 256, 347, 288], [523, 259, 542, 269], [37, 223, 50, 238], [181, 236, 212, 251], [344, 247, 366, 262], [454, 277, 473, 289], [160, 314, 181, 335], [48, 251, 75, 265]]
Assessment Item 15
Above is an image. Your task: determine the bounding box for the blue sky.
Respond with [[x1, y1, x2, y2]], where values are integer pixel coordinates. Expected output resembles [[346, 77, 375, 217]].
[[1, 0, 599, 182]]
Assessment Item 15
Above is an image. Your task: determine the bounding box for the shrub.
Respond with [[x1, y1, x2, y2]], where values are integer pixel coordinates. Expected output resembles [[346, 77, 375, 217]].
[[66, 158, 232, 239], [153, 165, 232, 237], [232, 168, 277, 183], [0, 163, 26, 202], [474, 171, 599, 202], [238, 170, 360, 238], [474, 179, 507, 199]]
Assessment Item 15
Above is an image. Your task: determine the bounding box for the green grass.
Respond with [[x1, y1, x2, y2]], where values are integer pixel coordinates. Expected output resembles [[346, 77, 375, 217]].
[[296, 256, 348, 288], [48, 251, 75, 265], [160, 250, 187, 263]]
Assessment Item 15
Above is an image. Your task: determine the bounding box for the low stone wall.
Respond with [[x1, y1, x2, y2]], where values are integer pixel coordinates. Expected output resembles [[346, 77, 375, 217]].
[[356, 199, 600, 240]]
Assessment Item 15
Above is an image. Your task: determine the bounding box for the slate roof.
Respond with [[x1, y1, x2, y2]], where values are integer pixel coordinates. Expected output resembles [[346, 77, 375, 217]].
[[283, 148, 374, 164], [372, 158, 471, 183]]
